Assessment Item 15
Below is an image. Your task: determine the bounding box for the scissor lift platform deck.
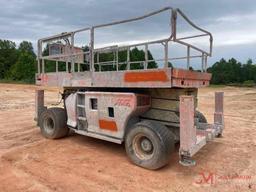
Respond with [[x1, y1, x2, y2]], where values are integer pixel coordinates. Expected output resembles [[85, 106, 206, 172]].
[[36, 68, 211, 88]]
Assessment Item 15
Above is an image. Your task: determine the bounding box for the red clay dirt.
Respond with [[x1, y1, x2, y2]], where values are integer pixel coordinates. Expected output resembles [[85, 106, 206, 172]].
[[0, 83, 255, 192]]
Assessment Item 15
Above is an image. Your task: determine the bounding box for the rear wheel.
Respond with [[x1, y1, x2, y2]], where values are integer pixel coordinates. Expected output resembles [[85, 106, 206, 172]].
[[125, 121, 175, 170], [39, 108, 69, 139]]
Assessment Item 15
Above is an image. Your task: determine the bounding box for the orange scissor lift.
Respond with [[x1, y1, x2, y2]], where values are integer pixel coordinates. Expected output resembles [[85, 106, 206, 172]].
[[35, 7, 224, 169]]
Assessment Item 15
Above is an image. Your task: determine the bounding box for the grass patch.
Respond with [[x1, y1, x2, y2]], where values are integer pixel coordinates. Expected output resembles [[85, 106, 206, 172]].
[[0, 79, 34, 85], [227, 81, 256, 87], [209, 84, 226, 88]]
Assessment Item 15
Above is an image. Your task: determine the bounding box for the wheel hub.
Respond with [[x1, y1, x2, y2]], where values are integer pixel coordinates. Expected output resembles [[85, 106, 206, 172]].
[[140, 138, 153, 152], [133, 134, 154, 160]]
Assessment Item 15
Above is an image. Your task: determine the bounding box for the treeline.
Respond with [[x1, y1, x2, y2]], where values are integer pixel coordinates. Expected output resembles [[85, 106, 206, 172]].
[[207, 58, 256, 85], [0, 39, 36, 83], [0, 39, 255, 85]]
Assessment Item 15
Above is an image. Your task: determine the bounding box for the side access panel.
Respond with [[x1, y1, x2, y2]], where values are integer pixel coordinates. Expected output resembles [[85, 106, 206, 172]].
[[65, 91, 150, 141], [84, 92, 150, 139]]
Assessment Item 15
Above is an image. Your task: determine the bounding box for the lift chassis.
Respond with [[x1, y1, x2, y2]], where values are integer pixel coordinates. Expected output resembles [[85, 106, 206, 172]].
[[35, 7, 224, 169]]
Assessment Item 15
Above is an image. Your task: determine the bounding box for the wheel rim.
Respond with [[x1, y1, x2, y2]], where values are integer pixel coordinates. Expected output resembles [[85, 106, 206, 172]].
[[133, 133, 154, 160], [43, 116, 55, 135]]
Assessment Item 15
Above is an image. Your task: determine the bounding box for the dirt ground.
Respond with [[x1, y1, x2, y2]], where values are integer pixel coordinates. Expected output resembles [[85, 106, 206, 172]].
[[0, 83, 255, 192]]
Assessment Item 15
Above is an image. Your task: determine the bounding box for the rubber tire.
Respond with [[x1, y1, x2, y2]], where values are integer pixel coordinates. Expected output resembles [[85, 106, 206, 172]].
[[125, 120, 175, 170], [195, 110, 207, 123], [39, 107, 69, 139]]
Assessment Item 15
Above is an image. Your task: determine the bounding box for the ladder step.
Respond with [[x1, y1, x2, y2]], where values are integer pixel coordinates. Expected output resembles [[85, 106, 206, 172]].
[[77, 104, 85, 108], [78, 117, 87, 121], [77, 92, 85, 95]]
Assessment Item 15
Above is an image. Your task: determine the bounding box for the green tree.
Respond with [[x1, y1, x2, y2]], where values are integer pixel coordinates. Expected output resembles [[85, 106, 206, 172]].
[[7, 41, 36, 83], [0, 40, 18, 79], [207, 58, 256, 84], [19, 41, 35, 56], [8, 52, 36, 82], [241, 59, 256, 83]]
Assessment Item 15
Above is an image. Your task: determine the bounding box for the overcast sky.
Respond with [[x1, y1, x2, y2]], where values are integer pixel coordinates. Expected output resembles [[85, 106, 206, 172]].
[[1, 0, 256, 66]]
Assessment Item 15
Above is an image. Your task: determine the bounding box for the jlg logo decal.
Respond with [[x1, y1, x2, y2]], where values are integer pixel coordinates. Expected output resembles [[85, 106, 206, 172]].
[[114, 98, 132, 107]]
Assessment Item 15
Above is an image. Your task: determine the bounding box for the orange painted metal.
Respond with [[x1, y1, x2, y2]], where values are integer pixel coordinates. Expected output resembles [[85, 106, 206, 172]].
[[171, 69, 211, 88], [124, 71, 168, 83], [99, 119, 118, 131], [171, 69, 211, 81]]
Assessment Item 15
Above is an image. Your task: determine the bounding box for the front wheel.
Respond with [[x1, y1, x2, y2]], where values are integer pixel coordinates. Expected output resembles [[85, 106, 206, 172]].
[[39, 107, 69, 139], [125, 121, 175, 170]]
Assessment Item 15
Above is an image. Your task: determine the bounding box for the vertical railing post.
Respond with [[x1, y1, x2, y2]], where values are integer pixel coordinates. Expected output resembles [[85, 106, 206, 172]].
[[90, 27, 94, 72], [78, 63, 80, 72], [201, 53, 205, 72], [116, 49, 119, 71], [127, 47, 130, 70], [56, 61, 58, 72], [66, 60, 68, 72], [42, 59, 45, 73], [38, 59, 41, 74], [97, 52, 100, 71], [171, 9, 177, 40], [210, 36, 213, 56], [164, 41, 169, 68], [71, 32, 75, 72], [204, 55, 208, 72], [145, 44, 148, 69], [37, 40, 41, 74], [187, 46, 190, 70]]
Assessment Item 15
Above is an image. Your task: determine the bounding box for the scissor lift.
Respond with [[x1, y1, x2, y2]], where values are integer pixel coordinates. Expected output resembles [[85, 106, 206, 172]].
[[35, 7, 224, 169]]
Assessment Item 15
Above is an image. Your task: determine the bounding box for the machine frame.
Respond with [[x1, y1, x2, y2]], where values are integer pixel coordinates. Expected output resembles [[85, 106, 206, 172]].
[[35, 7, 224, 169]]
